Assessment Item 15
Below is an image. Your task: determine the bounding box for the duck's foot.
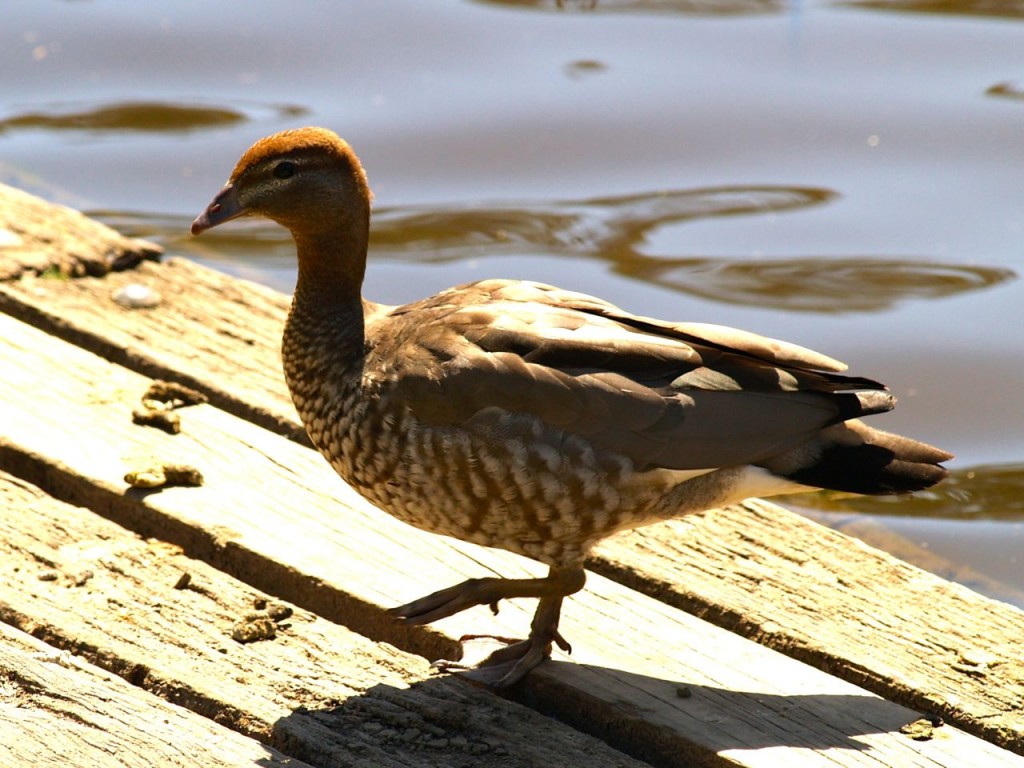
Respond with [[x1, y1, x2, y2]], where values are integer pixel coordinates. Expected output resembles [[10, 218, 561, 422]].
[[434, 593, 574, 688], [390, 566, 585, 687]]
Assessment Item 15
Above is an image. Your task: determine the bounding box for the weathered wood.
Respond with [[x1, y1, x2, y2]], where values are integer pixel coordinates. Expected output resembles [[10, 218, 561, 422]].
[[0, 623, 306, 768], [1, 312, 1020, 767], [0, 471, 645, 768], [0, 213, 1021, 754], [593, 508, 1024, 755], [0, 256, 304, 442], [0, 182, 161, 279], [800, 507, 1024, 608]]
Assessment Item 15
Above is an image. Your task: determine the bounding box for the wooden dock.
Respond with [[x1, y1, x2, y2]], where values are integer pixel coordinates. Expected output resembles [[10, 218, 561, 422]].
[[1, 182, 1021, 767]]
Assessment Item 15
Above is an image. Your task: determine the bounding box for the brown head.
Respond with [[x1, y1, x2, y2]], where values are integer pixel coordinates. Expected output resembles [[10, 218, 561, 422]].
[[191, 127, 372, 239]]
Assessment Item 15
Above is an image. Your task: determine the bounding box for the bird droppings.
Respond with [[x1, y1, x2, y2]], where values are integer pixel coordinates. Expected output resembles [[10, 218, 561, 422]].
[[0, 227, 22, 249], [231, 601, 294, 643], [124, 463, 204, 489], [132, 406, 181, 434], [131, 380, 208, 434], [267, 603, 293, 622], [143, 380, 209, 408], [231, 613, 277, 643], [112, 282, 161, 309], [900, 716, 944, 741]]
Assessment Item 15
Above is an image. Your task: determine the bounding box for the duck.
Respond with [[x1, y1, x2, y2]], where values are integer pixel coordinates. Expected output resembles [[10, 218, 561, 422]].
[[191, 126, 952, 687]]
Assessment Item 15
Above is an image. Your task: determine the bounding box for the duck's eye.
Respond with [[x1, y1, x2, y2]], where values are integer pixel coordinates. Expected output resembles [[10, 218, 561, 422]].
[[273, 161, 296, 180]]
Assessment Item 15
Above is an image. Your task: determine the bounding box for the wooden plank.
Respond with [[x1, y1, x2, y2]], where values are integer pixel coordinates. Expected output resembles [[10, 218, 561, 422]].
[[592, 505, 1024, 755], [0, 312, 1019, 767], [0, 199, 1020, 753], [0, 182, 160, 279], [0, 471, 646, 768], [0, 255, 304, 442], [800, 506, 1024, 609], [0, 623, 307, 768]]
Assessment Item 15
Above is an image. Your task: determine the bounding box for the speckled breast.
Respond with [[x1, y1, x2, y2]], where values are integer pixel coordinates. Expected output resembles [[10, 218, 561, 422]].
[[286, 368, 668, 568]]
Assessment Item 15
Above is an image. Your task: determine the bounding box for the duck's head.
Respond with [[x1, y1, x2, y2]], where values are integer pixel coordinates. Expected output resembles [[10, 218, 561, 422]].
[[191, 127, 371, 238]]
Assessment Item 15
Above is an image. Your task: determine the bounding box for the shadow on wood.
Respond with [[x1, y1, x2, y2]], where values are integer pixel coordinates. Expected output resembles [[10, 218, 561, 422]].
[[270, 669, 943, 768]]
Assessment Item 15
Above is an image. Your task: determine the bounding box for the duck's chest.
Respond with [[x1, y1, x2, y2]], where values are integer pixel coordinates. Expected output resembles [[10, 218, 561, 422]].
[[284, 352, 391, 487], [288, 376, 667, 565], [283, 345, 428, 508]]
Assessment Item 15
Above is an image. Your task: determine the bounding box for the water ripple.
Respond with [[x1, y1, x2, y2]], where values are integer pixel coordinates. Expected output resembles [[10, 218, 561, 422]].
[[473, 0, 784, 16], [369, 186, 836, 261], [841, 0, 1024, 19], [634, 257, 1016, 313], [0, 100, 307, 135], [987, 82, 1024, 102], [793, 463, 1024, 522], [138, 184, 1014, 314]]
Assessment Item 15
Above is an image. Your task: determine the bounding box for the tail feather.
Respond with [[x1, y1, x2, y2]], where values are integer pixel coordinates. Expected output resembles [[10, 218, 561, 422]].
[[833, 389, 896, 423], [760, 419, 952, 495]]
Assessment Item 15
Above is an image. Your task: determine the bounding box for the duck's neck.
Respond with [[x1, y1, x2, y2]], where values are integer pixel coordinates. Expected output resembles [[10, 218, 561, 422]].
[[284, 225, 370, 385], [293, 228, 366, 303]]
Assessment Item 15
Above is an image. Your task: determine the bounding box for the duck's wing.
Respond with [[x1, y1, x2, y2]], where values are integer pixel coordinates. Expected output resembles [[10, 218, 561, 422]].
[[485, 280, 852, 373], [372, 279, 893, 471]]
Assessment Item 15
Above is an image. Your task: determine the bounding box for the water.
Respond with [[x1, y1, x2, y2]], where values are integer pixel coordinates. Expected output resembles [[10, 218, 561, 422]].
[[2, 0, 1021, 605]]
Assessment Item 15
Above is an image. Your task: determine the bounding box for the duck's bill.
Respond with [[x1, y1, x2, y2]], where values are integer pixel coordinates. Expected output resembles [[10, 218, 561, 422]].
[[190, 183, 246, 235]]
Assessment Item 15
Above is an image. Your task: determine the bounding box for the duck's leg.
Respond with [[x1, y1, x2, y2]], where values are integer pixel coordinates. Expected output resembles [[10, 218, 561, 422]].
[[391, 565, 586, 687], [464, 580, 576, 687]]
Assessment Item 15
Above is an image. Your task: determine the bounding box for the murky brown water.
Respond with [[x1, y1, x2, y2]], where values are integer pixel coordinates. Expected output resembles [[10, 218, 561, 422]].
[[3, 0, 1021, 605]]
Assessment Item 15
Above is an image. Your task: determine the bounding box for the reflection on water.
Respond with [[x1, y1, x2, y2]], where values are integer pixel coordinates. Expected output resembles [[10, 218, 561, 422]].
[[795, 463, 1024, 521], [638, 257, 1014, 313], [474, 0, 783, 16], [843, 0, 1024, 18], [987, 82, 1024, 101], [155, 184, 1014, 314], [95, 211, 203, 244], [371, 186, 836, 259], [0, 101, 308, 135], [564, 59, 608, 80]]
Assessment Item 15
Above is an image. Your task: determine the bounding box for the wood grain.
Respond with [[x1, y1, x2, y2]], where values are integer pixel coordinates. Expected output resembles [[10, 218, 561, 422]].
[[0, 623, 305, 768], [593, 508, 1024, 754], [0, 182, 160, 279], [0, 471, 645, 768]]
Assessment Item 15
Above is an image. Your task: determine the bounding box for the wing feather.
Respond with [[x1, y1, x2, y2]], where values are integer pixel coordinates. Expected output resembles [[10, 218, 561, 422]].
[[369, 279, 889, 470]]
